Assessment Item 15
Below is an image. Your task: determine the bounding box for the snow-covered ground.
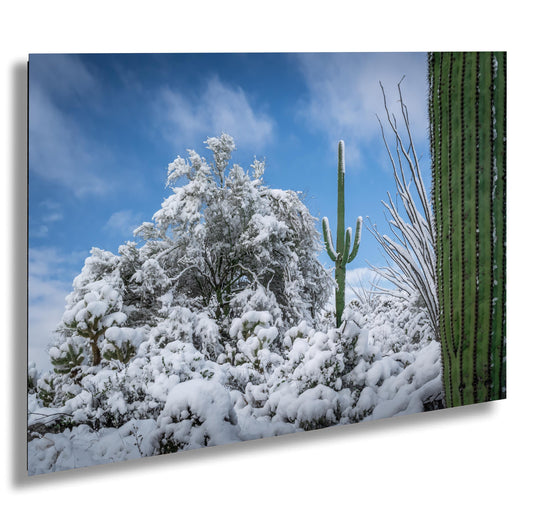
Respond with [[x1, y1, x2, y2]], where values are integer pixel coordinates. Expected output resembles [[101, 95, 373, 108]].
[[27, 134, 443, 475], [28, 294, 443, 475]]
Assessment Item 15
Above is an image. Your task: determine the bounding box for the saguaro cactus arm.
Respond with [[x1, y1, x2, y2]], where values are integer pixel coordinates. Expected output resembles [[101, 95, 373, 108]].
[[342, 227, 352, 265], [322, 217, 338, 262], [347, 216, 363, 263]]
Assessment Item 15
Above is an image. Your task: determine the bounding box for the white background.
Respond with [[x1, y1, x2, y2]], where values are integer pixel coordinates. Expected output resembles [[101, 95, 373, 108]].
[[1, 2, 531, 514]]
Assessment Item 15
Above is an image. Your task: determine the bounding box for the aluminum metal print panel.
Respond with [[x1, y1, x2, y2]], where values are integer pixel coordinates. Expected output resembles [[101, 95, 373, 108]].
[[27, 52, 506, 475]]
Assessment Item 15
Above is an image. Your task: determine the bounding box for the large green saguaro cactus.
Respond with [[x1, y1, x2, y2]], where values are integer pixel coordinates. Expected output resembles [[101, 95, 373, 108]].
[[322, 140, 362, 327], [429, 52, 506, 407]]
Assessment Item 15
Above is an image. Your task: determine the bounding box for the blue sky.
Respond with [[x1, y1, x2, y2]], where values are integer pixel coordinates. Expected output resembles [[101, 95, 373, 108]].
[[28, 52, 430, 370]]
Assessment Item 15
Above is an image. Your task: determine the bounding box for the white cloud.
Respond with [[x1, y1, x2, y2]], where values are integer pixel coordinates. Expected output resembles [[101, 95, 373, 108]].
[[30, 200, 64, 240], [158, 76, 274, 151], [29, 55, 112, 196], [324, 266, 386, 308], [295, 53, 428, 164], [30, 224, 49, 238], [40, 200, 64, 223], [42, 212, 63, 223], [104, 209, 143, 239], [346, 266, 382, 287], [28, 247, 83, 372], [345, 267, 383, 302], [30, 54, 99, 101]]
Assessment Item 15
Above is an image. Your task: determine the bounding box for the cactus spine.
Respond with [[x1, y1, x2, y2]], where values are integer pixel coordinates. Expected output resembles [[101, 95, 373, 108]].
[[322, 140, 362, 327], [428, 52, 506, 407]]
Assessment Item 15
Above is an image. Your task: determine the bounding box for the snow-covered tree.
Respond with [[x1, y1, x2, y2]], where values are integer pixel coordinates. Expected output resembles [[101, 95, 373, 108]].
[[54, 248, 127, 367], [134, 134, 333, 331], [47, 134, 332, 379]]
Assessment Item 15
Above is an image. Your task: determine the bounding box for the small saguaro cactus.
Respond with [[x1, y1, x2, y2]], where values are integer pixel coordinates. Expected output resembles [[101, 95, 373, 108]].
[[322, 140, 362, 327]]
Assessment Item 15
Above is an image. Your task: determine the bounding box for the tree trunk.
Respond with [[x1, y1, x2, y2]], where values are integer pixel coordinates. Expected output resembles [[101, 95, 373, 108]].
[[90, 336, 102, 366]]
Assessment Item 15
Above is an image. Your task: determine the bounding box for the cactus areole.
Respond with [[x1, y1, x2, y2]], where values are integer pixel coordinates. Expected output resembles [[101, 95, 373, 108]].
[[322, 141, 362, 327]]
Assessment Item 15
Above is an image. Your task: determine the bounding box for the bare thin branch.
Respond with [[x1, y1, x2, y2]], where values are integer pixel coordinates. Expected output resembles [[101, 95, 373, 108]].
[[369, 81, 439, 340]]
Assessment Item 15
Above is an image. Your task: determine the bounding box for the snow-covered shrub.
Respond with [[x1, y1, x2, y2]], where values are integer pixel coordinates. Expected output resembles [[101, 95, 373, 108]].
[[271, 384, 355, 431], [361, 340, 443, 420], [49, 337, 85, 377], [27, 362, 39, 394], [350, 293, 435, 354], [151, 379, 239, 454], [277, 328, 345, 391], [74, 330, 222, 429], [255, 298, 442, 429], [346, 294, 443, 420], [213, 309, 283, 396], [226, 311, 280, 366], [232, 311, 363, 432], [35, 373, 58, 408], [27, 419, 158, 475], [28, 289, 444, 474], [154, 303, 222, 360]]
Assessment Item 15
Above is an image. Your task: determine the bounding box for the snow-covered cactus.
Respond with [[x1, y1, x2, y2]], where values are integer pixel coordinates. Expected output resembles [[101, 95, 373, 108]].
[[428, 52, 506, 406], [50, 341, 85, 376], [322, 140, 362, 327], [61, 283, 127, 367], [102, 327, 143, 365]]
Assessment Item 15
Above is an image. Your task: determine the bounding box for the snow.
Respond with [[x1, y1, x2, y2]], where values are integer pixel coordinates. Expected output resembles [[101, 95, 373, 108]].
[[367, 341, 441, 420], [28, 420, 158, 475], [28, 292, 443, 475], [27, 134, 444, 475], [29, 272, 445, 473]]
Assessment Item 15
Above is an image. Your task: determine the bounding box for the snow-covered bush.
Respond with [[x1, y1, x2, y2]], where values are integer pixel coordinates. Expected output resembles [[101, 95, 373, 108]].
[[226, 311, 281, 368], [231, 310, 362, 433], [151, 379, 240, 454], [27, 362, 39, 394], [49, 338, 85, 377], [346, 295, 443, 420], [28, 291, 443, 474], [350, 293, 435, 354], [277, 327, 345, 391]]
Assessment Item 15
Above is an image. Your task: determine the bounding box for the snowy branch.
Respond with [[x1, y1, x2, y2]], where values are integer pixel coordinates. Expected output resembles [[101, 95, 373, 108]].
[[369, 82, 439, 339]]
